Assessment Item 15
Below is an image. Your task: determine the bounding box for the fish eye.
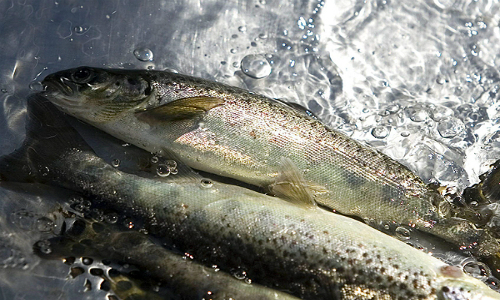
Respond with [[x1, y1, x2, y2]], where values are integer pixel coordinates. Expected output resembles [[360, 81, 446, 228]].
[[71, 67, 94, 83]]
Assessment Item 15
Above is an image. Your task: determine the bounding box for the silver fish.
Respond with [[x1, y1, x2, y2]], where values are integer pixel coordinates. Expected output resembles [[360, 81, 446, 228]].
[[2, 95, 499, 299], [41, 67, 500, 259], [39, 217, 299, 300]]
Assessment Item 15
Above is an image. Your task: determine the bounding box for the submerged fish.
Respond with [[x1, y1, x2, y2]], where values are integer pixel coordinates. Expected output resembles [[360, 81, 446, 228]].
[[38, 217, 299, 300], [41, 67, 500, 259], [2, 95, 500, 299]]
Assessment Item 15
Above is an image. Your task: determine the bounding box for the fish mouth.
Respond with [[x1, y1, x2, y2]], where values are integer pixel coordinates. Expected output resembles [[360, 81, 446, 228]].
[[42, 75, 77, 97], [41, 76, 88, 113]]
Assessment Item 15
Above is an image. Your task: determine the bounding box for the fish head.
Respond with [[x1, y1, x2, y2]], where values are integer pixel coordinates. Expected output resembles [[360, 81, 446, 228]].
[[42, 66, 153, 123]]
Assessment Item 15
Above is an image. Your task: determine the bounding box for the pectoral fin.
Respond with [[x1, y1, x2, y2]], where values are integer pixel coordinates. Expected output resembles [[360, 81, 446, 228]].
[[135, 96, 224, 123], [269, 158, 317, 209]]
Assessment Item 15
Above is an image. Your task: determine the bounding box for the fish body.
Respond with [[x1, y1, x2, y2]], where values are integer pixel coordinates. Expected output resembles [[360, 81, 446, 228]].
[[40, 218, 299, 300], [42, 67, 499, 256], [2, 96, 499, 299]]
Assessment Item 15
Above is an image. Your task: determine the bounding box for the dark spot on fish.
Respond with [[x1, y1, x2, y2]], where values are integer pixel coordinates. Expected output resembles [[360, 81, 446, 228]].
[[115, 81, 120, 86], [380, 267, 386, 274], [100, 279, 110, 291], [90, 268, 104, 276], [144, 85, 152, 96], [70, 266, 85, 278], [63, 257, 75, 265], [442, 286, 450, 293]]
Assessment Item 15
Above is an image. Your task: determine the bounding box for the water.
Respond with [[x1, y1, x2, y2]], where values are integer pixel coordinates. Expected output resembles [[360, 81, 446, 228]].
[[1, 0, 500, 298]]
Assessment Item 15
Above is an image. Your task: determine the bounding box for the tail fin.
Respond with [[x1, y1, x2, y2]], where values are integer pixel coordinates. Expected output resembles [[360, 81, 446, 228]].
[[0, 94, 92, 183]]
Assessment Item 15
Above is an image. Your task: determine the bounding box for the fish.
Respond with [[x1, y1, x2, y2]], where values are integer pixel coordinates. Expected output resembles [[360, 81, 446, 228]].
[[41, 66, 500, 260], [2, 95, 500, 299], [37, 216, 299, 300]]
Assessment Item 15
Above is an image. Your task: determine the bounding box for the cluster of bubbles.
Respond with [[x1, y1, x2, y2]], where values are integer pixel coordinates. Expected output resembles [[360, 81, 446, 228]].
[[151, 156, 179, 178]]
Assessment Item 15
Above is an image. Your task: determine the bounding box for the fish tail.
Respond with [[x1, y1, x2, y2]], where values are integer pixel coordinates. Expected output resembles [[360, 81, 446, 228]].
[[0, 94, 92, 183]]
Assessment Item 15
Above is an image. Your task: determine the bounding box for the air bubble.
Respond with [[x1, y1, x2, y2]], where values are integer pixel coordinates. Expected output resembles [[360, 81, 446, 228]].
[[406, 106, 428, 122], [156, 164, 171, 177], [36, 217, 54, 232], [371, 126, 390, 139], [395, 227, 411, 240], [462, 259, 491, 281], [1, 89, 7, 93], [133, 47, 154, 62], [238, 26, 247, 32], [437, 117, 464, 138], [29, 81, 44, 92], [11, 210, 35, 230], [74, 26, 85, 34], [104, 213, 118, 224], [241, 54, 272, 79], [232, 269, 247, 280], [151, 156, 159, 163], [35, 240, 52, 254], [200, 178, 213, 188], [111, 159, 120, 167]]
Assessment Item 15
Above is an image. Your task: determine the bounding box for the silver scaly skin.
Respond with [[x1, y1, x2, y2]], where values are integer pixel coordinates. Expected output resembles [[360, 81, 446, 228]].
[[42, 67, 500, 259], [1, 96, 499, 299], [41, 217, 300, 300]]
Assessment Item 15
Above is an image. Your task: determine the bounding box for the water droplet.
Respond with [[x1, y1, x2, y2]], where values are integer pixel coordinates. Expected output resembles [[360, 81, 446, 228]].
[[165, 160, 177, 170], [230, 48, 237, 54], [82, 257, 94, 265], [104, 213, 119, 224], [35, 240, 52, 254], [395, 226, 411, 240], [200, 178, 213, 188], [462, 259, 491, 280], [238, 26, 246, 32], [29, 81, 44, 92], [11, 210, 35, 230], [36, 217, 54, 232], [437, 117, 464, 138], [232, 269, 247, 280], [240, 54, 272, 79], [133, 47, 154, 62], [371, 126, 390, 139], [406, 106, 428, 122], [258, 33, 268, 39], [111, 159, 120, 167], [156, 164, 170, 177], [74, 26, 84, 34], [400, 131, 411, 137]]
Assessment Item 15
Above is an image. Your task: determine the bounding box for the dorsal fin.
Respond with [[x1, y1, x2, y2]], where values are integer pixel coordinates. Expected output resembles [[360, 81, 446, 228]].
[[135, 96, 224, 123], [269, 158, 317, 209]]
